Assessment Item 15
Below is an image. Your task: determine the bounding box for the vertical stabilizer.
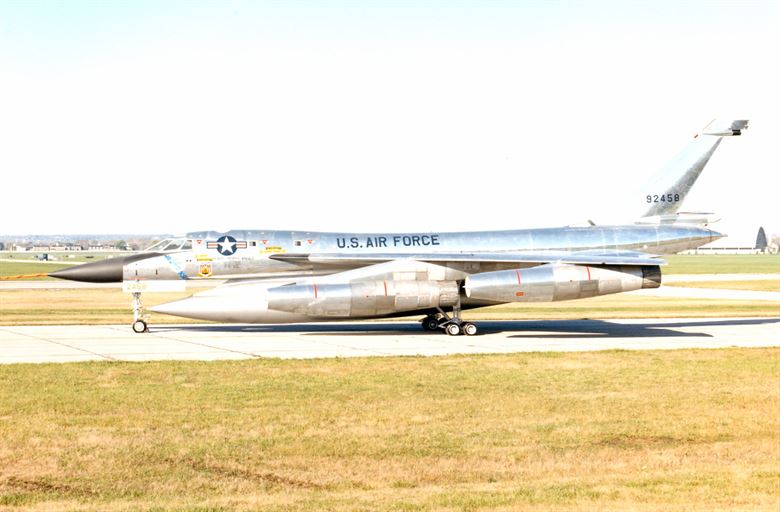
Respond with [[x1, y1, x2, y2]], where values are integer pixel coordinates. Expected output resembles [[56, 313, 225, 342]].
[[639, 119, 748, 220]]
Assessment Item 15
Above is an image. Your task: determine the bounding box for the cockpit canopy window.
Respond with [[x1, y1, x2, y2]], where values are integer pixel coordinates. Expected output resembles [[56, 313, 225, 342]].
[[144, 239, 169, 251], [144, 238, 192, 252], [165, 240, 185, 251]]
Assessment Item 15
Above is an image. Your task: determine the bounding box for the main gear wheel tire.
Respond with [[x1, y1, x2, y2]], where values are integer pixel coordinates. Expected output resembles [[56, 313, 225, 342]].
[[445, 323, 462, 336], [132, 320, 148, 333], [463, 322, 478, 336]]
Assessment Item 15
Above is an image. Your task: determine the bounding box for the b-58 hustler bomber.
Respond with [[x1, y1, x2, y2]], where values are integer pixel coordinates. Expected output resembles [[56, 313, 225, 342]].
[[50, 119, 748, 334]]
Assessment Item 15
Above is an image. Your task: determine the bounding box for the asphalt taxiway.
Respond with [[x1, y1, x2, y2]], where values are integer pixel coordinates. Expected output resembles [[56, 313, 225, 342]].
[[0, 317, 777, 364]]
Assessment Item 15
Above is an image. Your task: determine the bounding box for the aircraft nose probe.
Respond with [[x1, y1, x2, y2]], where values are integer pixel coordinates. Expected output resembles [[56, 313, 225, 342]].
[[47, 253, 162, 283]]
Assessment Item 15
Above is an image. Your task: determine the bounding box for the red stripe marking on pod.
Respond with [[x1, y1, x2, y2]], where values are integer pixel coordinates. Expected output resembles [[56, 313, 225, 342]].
[[383, 280, 388, 296], [515, 269, 522, 284], [586, 266, 591, 280], [313, 284, 318, 299]]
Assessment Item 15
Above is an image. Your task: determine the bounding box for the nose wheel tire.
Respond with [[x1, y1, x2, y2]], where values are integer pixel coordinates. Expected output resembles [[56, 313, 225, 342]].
[[132, 320, 148, 333]]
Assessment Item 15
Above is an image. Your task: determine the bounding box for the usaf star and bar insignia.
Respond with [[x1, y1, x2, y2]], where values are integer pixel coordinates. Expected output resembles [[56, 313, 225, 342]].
[[206, 235, 248, 256]]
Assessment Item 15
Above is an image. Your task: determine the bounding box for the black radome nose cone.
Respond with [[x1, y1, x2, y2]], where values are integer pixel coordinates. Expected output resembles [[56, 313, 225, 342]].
[[49, 253, 161, 283]]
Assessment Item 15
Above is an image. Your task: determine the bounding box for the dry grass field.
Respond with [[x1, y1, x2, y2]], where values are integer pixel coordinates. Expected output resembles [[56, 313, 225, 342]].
[[1, 349, 778, 511], [0, 261, 71, 280], [665, 280, 780, 292], [662, 254, 779, 274], [0, 288, 199, 326]]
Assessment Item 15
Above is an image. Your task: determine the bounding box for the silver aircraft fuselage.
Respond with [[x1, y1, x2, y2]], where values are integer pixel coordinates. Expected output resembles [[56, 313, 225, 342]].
[[120, 224, 719, 282], [116, 223, 718, 325], [188, 224, 716, 254]]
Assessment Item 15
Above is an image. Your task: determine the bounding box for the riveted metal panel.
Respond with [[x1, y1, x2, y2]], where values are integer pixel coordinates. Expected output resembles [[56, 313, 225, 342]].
[[268, 280, 459, 317]]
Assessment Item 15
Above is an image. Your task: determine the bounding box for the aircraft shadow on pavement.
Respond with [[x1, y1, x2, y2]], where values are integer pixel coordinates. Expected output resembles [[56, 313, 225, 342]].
[[482, 317, 776, 339], [151, 317, 778, 339]]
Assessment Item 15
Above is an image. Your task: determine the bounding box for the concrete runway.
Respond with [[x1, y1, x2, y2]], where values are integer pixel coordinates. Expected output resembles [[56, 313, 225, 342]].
[[0, 317, 777, 364]]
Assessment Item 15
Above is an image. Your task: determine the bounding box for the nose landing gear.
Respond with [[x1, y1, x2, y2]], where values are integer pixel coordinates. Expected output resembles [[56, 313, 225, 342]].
[[132, 319, 148, 333], [131, 292, 149, 333]]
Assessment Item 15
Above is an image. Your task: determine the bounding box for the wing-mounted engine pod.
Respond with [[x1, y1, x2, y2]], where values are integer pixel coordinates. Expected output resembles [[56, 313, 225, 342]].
[[465, 263, 662, 303], [267, 280, 460, 317]]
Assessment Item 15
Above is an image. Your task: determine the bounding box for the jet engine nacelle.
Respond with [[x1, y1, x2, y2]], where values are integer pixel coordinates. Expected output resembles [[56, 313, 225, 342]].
[[267, 280, 460, 317], [465, 263, 661, 303]]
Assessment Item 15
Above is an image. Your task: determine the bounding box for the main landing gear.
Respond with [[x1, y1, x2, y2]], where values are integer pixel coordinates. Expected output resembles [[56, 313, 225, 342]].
[[131, 291, 149, 333], [420, 303, 478, 336]]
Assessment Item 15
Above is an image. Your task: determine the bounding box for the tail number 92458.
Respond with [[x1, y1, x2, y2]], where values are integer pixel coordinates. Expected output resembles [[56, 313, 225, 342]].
[[647, 193, 680, 203]]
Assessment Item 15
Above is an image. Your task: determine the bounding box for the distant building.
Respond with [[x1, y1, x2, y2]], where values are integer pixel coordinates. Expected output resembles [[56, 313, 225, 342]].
[[30, 244, 83, 252], [683, 246, 764, 255]]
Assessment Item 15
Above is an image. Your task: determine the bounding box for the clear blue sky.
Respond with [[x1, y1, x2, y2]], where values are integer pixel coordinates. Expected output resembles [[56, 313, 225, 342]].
[[1, 1, 778, 243]]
